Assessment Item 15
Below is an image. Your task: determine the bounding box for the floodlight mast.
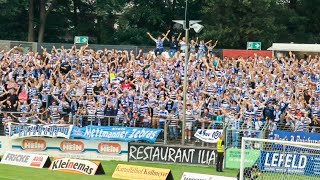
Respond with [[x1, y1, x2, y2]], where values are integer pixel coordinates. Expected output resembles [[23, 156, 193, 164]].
[[172, 1, 203, 146]]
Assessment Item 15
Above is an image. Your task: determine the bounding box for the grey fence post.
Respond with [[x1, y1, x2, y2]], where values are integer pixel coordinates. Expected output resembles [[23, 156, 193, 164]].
[[164, 120, 168, 145]]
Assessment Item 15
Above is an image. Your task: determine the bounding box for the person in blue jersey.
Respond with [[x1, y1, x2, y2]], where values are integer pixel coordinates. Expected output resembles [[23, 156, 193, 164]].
[[196, 40, 212, 60], [159, 105, 169, 129], [147, 30, 170, 56]]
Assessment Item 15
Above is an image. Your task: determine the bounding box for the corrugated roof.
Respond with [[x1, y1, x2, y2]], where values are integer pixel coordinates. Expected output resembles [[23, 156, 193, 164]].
[[267, 43, 320, 52]]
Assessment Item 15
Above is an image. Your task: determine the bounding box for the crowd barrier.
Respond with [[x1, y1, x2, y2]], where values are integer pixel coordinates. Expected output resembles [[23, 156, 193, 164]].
[[3, 111, 319, 147]]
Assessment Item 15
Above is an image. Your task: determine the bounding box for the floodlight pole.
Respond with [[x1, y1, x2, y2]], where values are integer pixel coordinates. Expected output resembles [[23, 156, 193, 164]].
[[181, 24, 189, 146], [172, 5, 202, 146], [173, 0, 203, 146]]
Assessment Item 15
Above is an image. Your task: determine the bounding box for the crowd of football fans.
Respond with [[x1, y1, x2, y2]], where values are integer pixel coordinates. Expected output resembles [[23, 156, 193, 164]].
[[0, 32, 319, 141]]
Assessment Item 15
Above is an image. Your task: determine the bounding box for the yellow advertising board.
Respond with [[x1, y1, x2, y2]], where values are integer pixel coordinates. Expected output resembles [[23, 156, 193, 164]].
[[112, 164, 173, 180]]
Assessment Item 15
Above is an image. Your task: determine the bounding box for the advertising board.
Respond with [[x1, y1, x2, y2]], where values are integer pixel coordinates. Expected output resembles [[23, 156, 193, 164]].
[[10, 137, 128, 161], [1, 151, 51, 168], [181, 172, 236, 180], [225, 148, 260, 169], [49, 158, 104, 175], [112, 164, 173, 180], [259, 151, 320, 176], [129, 143, 216, 166]]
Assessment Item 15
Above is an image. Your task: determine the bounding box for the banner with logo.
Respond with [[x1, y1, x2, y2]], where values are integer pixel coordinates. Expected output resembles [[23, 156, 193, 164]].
[[129, 143, 217, 166], [271, 130, 320, 144], [8, 123, 73, 139], [259, 151, 320, 176], [181, 172, 236, 180], [225, 148, 260, 169], [112, 164, 173, 180], [49, 158, 105, 175], [10, 137, 128, 161], [1, 151, 51, 168], [194, 129, 223, 143], [71, 126, 161, 144]]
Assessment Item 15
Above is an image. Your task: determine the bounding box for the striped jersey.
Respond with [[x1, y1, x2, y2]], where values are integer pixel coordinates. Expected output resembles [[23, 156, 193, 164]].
[[159, 110, 169, 122]]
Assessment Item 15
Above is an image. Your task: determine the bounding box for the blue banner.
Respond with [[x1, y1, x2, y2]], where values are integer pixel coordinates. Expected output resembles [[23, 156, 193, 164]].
[[70, 126, 162, 143], [259, 151, 320, 176], [271, 130, 320, 143]]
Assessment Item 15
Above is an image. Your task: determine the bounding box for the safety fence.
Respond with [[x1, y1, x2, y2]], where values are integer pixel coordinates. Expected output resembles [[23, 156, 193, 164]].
[[1, 111, 320, 147]]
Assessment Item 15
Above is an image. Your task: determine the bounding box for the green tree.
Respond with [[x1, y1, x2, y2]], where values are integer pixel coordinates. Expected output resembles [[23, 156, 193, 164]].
[[201, 0, 286, 49], [0, 0, 28, 41]]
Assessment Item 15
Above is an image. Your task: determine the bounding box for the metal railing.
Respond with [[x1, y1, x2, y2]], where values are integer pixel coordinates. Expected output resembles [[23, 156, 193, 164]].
[[225, 121, 269, 149], [3, 110, 319, 148]]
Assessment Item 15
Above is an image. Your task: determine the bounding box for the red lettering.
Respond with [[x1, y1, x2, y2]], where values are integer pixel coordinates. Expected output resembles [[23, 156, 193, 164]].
[[67, 162, 74, 168]]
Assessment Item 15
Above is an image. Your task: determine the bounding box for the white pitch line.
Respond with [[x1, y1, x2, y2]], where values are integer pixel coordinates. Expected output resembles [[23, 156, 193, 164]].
[[0, 175, 23, 180]]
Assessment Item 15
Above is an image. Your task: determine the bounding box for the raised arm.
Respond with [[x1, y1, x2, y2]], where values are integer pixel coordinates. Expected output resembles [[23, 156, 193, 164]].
[[41, 46, 48, 57], [162, 33, 170, 41], [10, 113, 18, 119], [213, 40, 218, 47], [177, 32, 182, 41], [52, 95, 61, 103], [162, 30, 170, 41], [205, 40, 212, 45], [146, 32, 155, 41]]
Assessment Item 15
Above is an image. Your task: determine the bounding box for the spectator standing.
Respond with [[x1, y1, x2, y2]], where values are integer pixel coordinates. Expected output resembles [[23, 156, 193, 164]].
[[146, 30, 170, 56]]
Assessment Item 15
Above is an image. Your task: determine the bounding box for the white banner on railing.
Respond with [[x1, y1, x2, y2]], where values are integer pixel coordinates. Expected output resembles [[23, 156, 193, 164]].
[[194, 129, 223, 143], [8, 123, 73, 139]]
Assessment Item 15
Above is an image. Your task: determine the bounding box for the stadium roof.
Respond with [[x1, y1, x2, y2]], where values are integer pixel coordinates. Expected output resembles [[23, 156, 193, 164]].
[[267, 43, 320, 52]]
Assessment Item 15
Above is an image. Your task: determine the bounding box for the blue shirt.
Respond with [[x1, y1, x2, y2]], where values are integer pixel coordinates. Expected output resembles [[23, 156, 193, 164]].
[[154, 39, 164, 49]]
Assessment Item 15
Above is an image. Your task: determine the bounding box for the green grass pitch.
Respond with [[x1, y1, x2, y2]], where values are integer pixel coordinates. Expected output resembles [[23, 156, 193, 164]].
[[0, 161, 239, 180]]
